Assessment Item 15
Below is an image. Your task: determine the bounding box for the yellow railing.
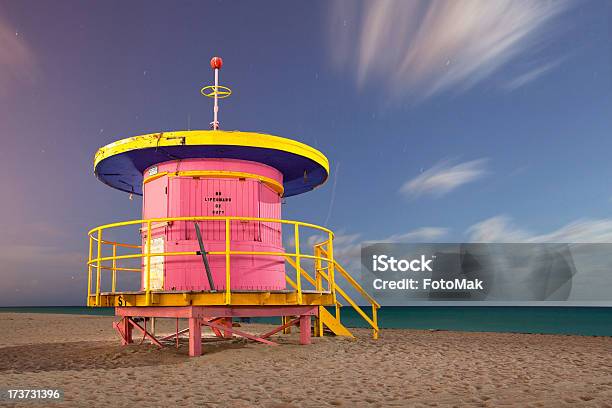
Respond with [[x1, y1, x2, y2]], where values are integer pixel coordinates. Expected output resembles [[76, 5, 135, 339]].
[[313, 242, 379, 339], [86, 215, 380, 338], [87, 216, 335, 305]]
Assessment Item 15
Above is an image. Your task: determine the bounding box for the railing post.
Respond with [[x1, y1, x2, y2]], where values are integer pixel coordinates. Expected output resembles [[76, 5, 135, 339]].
[[294, 224, 302, 304], [314, 245, 322, 291], [87, 234, 92, 307], [314, 244, 323, 337], [96, 229, 102, 306], [111, 243, 117, 293], [225, 218, 231, 305], [145, 220, 152, 306], [372, 305, 379, 340], [328, 232, 336, 303]]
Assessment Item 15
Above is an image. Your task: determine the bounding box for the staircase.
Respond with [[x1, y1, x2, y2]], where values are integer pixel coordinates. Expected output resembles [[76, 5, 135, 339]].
[[285, 241, 380, 339], [317, 305, 354, 337]]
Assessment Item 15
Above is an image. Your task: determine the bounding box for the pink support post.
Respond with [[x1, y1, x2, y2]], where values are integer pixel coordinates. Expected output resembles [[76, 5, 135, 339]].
[[121, 317, 133, 345], [189, 317, 202, 357], [223, 317, 233, 339], [299, 315, 311, 345]]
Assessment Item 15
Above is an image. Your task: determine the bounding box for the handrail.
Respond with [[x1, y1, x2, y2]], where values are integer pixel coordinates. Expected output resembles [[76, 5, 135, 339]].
[[318, 268, 379, 338], [316, 246, 379, 338], [318, 246, 380, 308], [89, 236, 141, 249], [87, 216, 334, 237], [288, 254, 379, 338], [88, 251, 334, 265], [285, 257, 324, 288], [334, 261, 381, 309], [97, 265, 140, 272], [87, 216, 335, 308]]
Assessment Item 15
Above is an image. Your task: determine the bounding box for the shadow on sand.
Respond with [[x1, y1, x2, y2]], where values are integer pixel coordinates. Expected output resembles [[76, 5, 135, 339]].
[[0, 338, 248, 373]]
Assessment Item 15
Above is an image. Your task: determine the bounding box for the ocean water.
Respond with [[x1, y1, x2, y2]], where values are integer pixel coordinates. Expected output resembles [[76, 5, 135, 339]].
[[0, 306, 115, 316], [339, 306, 612, 337], [0, 306, 610, 336]]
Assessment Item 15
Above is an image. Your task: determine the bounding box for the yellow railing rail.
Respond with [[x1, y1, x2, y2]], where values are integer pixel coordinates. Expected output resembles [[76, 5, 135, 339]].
[[87, 216, 335, 307], [87, 216, 333, 236], [317, 246, 380, 309], [290, 250, 380, 339], [316, 245, 380, 338], [335, 260, 380, 338]]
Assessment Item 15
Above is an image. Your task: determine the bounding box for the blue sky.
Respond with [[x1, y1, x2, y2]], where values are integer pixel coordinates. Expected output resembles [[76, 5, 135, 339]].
[[0, 0, 610, 306]]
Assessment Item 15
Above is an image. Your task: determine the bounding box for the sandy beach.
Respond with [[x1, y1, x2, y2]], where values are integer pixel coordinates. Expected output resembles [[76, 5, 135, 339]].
[[0, 313, 610, 407]]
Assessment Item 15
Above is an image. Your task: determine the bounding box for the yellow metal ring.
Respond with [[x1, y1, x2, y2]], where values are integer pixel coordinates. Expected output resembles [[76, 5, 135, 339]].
[[200, 85, 232, 99], [143, 170, 284, 195]]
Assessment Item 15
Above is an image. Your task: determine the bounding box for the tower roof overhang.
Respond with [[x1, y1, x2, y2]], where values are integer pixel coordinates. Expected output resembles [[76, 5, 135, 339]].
[[93, 130, 329, 197]]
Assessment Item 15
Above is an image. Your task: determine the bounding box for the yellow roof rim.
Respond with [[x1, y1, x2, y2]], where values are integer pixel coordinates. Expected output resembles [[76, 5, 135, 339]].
[[94, 130, 329, 173]]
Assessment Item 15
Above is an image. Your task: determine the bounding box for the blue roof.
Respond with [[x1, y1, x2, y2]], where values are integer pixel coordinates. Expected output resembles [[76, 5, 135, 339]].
[[94, 143, 328, 197]]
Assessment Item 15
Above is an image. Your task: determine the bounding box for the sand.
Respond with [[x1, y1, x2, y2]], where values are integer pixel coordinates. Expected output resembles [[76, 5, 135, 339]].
[[0, 313, 610, 407]]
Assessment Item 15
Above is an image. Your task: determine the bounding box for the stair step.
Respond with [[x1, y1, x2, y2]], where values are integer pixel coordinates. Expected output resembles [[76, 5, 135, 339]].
[[319, 306, 354, 338]]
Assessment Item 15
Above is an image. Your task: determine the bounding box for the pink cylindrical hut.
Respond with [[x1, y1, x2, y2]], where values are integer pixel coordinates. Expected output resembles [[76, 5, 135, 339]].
[[141, 158, 285, 291]]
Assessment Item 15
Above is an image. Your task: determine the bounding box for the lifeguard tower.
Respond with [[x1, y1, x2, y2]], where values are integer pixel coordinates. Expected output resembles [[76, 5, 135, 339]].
[[86, 57, 379, 356]]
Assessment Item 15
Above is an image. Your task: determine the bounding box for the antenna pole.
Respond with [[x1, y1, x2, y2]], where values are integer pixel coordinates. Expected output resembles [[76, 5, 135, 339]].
[[213, 67, 219, 130], [209, 56, 223, 130], [201, 56, 230, 130]]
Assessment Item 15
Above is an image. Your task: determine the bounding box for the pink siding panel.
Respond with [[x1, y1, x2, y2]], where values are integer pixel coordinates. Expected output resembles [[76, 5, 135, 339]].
[[141, 158, 285, 291], [142, 176, 167, 219]]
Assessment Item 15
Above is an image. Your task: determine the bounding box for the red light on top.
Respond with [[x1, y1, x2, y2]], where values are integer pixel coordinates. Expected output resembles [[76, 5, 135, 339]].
[[210, 56, 223, 70]]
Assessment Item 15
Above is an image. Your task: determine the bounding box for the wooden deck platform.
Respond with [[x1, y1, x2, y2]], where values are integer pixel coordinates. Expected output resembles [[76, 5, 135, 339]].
[[89, 290, 334, 307]]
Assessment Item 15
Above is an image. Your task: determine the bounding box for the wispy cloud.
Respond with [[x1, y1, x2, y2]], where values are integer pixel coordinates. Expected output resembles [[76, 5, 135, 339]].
[[382, 227, 449, 242], [467, 215, 612, 243], [400, 159, 488, 198], [534, 219, 612, 243], [0, 9, 38, 97], [328, 0, 573, 101], [467, 215, 532, 242], [502, 57, 567, 91]]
